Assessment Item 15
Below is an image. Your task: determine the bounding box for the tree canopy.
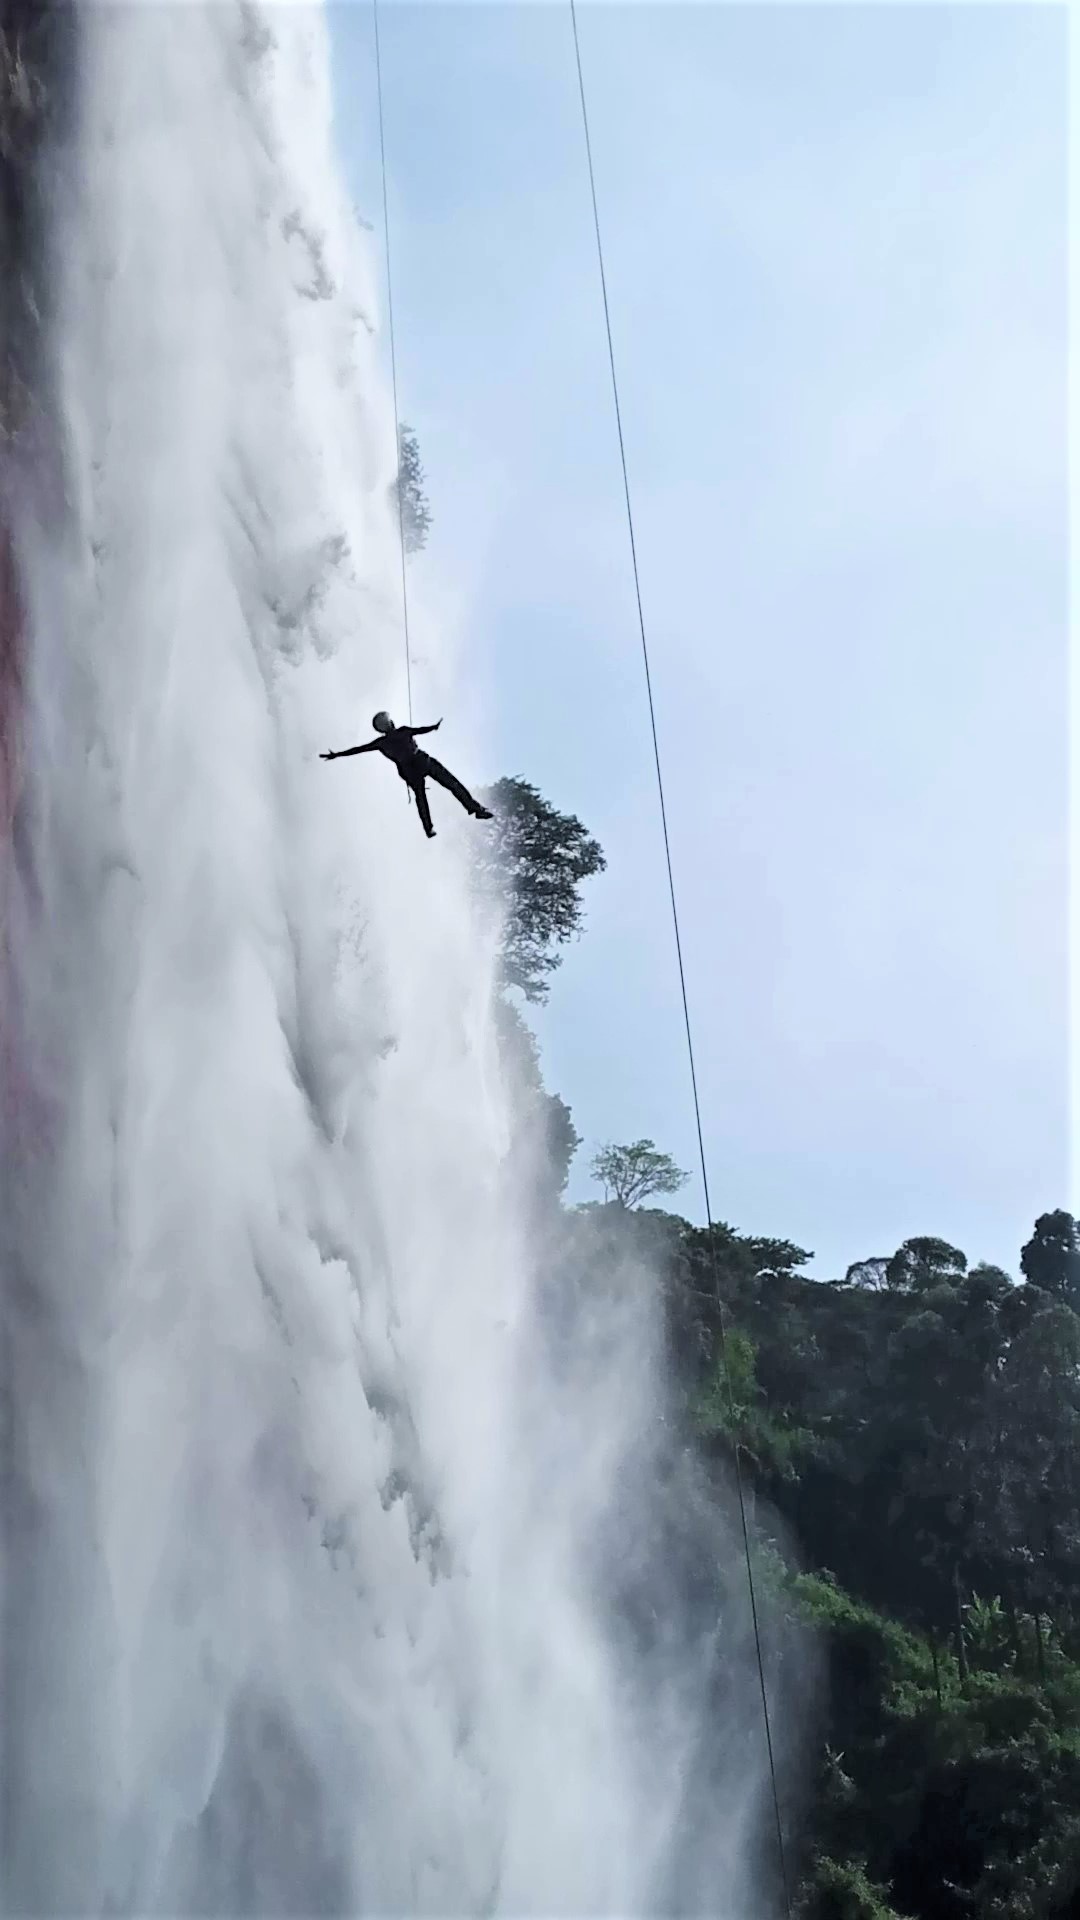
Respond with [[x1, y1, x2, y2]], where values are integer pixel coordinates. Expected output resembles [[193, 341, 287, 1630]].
[[473, 775, 605, 1003], [652, 1206, 1080, 1918], [391, 423, 431, 555], [591, 1138, 688, 1208]]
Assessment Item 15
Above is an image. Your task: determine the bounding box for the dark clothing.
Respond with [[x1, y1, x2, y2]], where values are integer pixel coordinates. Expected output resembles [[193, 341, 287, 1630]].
[[331, 722, 437, 772], [326, 722, 488, 839], [371, 724, 431, 775], [413, 754, 482, 830], [411, 774, 435, 836]]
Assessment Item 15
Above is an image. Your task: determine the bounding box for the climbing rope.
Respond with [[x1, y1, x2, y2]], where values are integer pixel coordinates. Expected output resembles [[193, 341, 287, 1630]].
[[372, 0, 414, 724], [567, 5, 792, 1910]]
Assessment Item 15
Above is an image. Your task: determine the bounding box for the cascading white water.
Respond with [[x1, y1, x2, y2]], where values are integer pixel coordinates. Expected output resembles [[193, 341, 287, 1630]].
[[1, 5, 784, 1913]]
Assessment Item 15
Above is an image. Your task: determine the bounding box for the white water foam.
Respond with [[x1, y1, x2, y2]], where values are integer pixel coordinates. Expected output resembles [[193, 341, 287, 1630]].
[[1, 6, 780, 1912]]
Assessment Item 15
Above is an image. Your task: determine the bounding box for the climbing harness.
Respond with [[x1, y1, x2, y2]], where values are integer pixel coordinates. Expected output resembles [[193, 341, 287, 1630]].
[[372, 0, 414, 726], [568, 4, 792, 1911]]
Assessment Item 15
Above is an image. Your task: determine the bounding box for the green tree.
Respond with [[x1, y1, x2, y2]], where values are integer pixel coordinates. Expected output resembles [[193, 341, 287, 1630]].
[[391, 423, 431, 554], [493, 996, 580, 1199], [846, 1258, 889, 1291], [474, 776, 605, 1003], [590, 1138, 687, 1208], [795, 1854, 906, 1920], [692, 1325, 810, 1479], [1020, 1211, 1080, 1312], [995, 1299, 1080, 1644], [885, 1237, 967, 1293]]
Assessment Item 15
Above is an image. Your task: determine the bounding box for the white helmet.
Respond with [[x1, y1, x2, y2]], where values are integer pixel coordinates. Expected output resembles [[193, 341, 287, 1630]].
[[372, 711, 394, 733]]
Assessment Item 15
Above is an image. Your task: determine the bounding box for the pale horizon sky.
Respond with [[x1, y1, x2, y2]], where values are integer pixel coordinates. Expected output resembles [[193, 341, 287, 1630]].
[[328, 1, 1068, 1280]]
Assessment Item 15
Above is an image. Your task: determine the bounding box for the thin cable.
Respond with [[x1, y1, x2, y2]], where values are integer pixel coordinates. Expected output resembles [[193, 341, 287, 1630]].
[[568, 5, 792, 1910], [372, 0, 413, 724]]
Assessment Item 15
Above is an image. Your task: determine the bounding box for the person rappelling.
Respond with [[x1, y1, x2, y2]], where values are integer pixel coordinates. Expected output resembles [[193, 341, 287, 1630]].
[[320, 712, 494, 840]]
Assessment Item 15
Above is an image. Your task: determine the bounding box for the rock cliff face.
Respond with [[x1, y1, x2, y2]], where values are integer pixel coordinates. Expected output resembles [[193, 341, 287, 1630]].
[[1, 3, 70, 842], [1, 3, 72, 1152], [2, 2, 69, 419], [3, 8, 38, 820]]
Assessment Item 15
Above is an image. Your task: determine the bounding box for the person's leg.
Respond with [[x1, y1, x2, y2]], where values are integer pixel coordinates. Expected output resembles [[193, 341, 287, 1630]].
[[425, 756, 491, 818], [410, 777, 435, 837]]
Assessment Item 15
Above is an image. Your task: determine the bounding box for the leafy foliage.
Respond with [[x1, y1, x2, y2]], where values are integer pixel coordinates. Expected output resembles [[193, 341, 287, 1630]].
[[391, 423, 432, 554], [653, 1208, 1080, 1919], [472, 773, 604, 1195], [692, 1325, 813, 1480], [794, 1853, 907, 1920], [1021, 1211, 1080, 1312], [590, 1137, 687, 1208], [492, 994, 580, 1199], [474, 776, 605, 1003]]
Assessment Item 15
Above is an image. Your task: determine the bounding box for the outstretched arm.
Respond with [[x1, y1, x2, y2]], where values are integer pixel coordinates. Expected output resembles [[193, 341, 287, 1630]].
[[406, 720, 442, 737], [320, 738, 382, 760]]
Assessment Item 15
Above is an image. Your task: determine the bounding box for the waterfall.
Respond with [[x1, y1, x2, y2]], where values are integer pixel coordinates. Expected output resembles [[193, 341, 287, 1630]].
[[0, 6, 784, 1912]]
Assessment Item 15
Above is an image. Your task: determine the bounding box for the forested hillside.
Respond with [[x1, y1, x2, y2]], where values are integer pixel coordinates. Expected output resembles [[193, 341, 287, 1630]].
[[479, 768, 1078, 1920]]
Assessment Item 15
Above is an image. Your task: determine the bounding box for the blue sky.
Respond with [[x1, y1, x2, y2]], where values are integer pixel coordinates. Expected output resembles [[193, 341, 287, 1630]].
[[327, 1, 1067, 1279]]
